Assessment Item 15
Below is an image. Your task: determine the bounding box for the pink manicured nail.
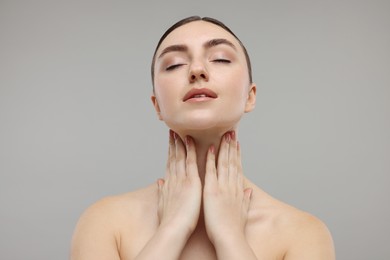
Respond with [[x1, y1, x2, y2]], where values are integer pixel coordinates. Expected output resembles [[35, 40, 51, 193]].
[[231, 131, 236, 141], [224, 133, 229, 142], [185, 136, 191, 146], [209, 145, 215, 154]]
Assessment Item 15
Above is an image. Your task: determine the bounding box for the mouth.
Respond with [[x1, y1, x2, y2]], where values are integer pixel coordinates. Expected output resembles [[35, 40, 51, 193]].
[[183, 88, 218, 102]]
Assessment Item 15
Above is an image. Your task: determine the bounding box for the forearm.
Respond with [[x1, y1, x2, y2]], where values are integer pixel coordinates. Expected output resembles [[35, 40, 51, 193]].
[[134, 225, 191, 260], [213, 234, 258, 260]]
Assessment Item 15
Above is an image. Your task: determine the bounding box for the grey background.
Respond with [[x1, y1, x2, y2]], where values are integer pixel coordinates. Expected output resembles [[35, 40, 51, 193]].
[[1, 0, 389, 259]]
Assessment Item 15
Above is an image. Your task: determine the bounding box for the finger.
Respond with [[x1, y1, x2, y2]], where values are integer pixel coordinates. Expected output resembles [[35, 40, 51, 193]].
[[157, 178, 165, 195], [228, 131, 238, 186], [175, 133, 186, 180], [237, 140, 244, 189], [185, 136, 199, 180], [157, 178, 165, 219], [168, 130, 176, 180], [165, 148, 170, 180], [217, 132, 230, 183], [205, 145, 217, 186], [157, 178, 165, 189]]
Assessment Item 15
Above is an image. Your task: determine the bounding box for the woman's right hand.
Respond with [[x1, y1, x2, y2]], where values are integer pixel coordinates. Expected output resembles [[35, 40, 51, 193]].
[[157, 130, 202, 237], [133, 131, 201, 260]]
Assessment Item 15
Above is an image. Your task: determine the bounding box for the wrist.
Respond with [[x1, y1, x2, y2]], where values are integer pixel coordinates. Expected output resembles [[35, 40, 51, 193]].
[[209, 230, 247, 249], [134, 222, 194, 259], [158, 222, 194, 242]]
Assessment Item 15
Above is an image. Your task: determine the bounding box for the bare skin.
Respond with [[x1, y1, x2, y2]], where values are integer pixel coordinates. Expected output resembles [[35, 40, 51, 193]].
[[71, 20, 335, 259], [71, 132, 335, 260]]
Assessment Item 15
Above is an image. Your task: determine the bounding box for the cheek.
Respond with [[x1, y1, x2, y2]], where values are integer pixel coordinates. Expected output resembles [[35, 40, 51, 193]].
[[154, 78, 179, 113], [224, 68, 250, 100]]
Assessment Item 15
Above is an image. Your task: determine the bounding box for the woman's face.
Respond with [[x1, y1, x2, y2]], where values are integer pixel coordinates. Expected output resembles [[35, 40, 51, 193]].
[[152, 21, 256, 132]]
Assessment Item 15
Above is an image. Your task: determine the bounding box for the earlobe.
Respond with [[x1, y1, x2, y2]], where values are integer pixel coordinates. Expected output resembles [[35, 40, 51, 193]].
[[151, 95, 163, 120], [244, 84, 256, 113]]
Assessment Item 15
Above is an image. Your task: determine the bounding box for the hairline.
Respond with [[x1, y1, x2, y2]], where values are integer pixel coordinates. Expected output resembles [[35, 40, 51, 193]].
[[151, 16, 253, 88], [157, 38, 238, 60]]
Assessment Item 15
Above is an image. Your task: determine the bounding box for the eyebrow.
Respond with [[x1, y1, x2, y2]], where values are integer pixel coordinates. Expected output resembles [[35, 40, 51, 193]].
[[158, 38, 237, 59], [204, 38, 237, 51]]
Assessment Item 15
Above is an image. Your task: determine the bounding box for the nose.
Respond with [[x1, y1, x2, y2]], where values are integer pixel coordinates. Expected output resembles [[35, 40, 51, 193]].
[[188, 62, 209, 83]]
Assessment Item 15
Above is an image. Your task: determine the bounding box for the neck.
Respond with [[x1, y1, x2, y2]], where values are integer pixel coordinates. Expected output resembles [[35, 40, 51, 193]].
[[175, 127, 236, 184], [174, 127, 256, 233]]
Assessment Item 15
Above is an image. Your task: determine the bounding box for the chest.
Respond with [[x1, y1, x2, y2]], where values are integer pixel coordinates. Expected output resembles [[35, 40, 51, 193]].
[[120, 226, 217, 260], [178, 229, 217, 260], [119, 226, 285, 260]]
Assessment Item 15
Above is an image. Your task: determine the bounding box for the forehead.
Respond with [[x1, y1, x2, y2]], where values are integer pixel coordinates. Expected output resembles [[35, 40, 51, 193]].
[[156, 21, 242, 55]]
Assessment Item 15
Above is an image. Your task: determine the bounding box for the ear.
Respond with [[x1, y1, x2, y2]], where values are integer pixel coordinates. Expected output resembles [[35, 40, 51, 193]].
[[151, 95, 163, 120], [244, 83, 256, 113]]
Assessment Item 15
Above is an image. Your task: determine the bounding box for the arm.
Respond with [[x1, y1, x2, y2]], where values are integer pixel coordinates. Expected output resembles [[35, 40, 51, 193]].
[[71, 131, 202, 260], [203, 131, 335, 260], [203, 131, 258, 260], [134, 132, 202, 259], [212, 234, 258, 260], [132, 225, 192, 260]]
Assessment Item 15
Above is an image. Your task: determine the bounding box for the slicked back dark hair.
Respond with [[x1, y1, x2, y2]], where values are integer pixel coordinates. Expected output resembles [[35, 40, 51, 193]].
[[151, 16, 253, 88]]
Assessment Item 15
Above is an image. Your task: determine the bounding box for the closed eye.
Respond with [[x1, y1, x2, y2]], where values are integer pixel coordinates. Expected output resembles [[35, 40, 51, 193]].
[[212, 59, 231, 63], [166, 64, 185, 71]]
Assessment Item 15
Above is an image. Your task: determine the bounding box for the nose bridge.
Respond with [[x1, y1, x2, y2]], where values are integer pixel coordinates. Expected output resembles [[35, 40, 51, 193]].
[[189, 56, 209, 82]]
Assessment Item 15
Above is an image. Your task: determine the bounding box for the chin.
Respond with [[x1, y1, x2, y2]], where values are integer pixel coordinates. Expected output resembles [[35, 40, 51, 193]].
[[165, 116, 241, 133], [161, 109, 243, 132]]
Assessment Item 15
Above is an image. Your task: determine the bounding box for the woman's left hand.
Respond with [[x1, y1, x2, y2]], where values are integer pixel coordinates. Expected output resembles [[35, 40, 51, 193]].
[[203, 131, 252, 246]]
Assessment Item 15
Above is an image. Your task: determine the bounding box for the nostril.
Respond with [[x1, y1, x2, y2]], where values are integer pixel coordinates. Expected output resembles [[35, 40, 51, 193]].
[[189, 71, 208, 82]]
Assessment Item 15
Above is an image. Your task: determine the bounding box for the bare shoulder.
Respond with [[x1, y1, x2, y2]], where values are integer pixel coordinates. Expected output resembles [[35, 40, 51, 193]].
[[280, 205, 335, 260], [71, 184, 157, 260], [247, 183, 335, 260]]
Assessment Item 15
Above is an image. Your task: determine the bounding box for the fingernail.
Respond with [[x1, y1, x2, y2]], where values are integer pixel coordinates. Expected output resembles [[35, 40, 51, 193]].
[[185, 136, 190, 146], [173, 131, 178, 140], [209, 145, 215, 154], [225, 132, 231, 142], [231, 131, 236, 141], [157, 179, 163, 189]]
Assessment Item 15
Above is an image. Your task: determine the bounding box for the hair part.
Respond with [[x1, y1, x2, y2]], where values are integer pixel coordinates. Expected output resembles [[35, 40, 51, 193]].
[[151, 16, 253, 88]]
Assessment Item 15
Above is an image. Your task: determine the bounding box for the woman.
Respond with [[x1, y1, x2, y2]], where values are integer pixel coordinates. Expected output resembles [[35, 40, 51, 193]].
[[71, 16, 335, 259]]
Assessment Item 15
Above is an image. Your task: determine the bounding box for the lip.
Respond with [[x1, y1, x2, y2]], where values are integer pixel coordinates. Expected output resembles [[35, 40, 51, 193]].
[[182, 88, 218, 102]]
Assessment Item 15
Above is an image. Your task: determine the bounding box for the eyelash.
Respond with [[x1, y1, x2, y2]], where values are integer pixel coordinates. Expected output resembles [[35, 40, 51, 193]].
[[213, 59, 231, 63], [166, 64, 184, 71], [165, 59, 231, 71]]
